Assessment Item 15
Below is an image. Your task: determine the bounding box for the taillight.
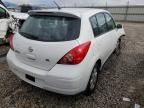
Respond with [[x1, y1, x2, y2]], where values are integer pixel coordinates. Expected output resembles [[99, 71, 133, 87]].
[[9, 33, 14, 50], [58, 41, 91, 65]]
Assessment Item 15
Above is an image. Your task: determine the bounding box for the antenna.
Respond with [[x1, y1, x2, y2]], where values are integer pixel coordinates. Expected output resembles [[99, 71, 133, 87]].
[[0, 0, 7, 8], [53, 1, 61, 10]]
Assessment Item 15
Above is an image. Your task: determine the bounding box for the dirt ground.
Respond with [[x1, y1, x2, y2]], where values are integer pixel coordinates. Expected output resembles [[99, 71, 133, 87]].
[[0, 22, 144, 108]]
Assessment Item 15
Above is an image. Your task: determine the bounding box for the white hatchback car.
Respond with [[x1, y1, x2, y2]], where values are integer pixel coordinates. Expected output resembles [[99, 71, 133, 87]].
[[7, 8, 125, 95]]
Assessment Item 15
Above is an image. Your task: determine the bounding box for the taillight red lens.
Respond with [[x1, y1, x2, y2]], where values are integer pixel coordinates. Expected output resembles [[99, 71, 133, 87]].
[[9, 33, 14, 50], [58, 41, 91, 65]]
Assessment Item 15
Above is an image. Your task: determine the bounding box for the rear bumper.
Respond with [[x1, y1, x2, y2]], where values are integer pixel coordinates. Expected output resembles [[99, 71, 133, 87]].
[[7, 50, 90, 95]]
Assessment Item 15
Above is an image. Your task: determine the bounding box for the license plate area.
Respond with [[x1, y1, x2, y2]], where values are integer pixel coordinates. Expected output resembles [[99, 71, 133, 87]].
[[25, 74, 35, 82]]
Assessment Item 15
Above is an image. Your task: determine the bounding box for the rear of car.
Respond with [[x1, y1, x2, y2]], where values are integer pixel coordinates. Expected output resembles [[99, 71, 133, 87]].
[[7, 8, 125, 95], [7, 10, 94, 95]]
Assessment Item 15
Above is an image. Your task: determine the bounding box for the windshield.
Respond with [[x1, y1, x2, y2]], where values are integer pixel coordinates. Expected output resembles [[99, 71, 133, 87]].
[[19, 15, 81, 42]]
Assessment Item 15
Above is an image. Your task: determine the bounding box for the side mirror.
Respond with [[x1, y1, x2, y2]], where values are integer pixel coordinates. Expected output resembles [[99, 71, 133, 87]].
[[117, 24, 122, 29]]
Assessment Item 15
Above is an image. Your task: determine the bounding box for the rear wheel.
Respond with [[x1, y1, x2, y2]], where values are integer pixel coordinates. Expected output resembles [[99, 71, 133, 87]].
[[85, 64, 100, 96]]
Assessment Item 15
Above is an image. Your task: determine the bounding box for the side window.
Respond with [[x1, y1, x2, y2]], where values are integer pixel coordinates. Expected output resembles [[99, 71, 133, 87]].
[[90, 16, 99, 37], [105, 13, 116, 31], [96, 13, 107, 34], [0, 7, 6, 19]]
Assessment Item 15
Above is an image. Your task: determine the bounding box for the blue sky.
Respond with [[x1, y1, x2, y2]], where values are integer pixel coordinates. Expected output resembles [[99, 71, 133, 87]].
[[2, 0, 144, 6]]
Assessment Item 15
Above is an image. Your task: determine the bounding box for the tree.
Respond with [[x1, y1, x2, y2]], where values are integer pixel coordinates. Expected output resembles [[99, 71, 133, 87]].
[[20, 4, 32, 13]]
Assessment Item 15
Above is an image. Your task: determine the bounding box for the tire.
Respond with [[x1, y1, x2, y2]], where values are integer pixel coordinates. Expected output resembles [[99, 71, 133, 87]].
[[84, 64, 100, 96], [115, 38, 121, 56], [0, 45, 9, 57]]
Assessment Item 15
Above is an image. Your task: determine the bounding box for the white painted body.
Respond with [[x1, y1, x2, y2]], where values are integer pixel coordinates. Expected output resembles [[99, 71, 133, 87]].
[[0, 18, 9, 38], [7, 8, 125, 95]]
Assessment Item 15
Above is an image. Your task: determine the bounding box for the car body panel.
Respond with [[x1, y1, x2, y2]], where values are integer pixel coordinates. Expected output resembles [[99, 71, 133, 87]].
[[0, 18, 9, 38], [7, 48, 95, 95], [14, 33, 79, 71]]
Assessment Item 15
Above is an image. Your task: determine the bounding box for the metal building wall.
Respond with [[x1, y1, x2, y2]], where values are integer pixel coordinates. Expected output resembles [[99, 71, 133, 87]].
[[97, 6, 144, 22], [63, 5, 144, 22]]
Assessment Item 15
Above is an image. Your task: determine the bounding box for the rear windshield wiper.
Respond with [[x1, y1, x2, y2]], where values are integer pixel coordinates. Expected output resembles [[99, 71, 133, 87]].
[[19, 31, 39, 40]]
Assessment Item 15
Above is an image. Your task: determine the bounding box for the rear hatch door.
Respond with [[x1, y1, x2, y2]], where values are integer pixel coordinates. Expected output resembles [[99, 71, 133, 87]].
[[13, 12, 81, 71]]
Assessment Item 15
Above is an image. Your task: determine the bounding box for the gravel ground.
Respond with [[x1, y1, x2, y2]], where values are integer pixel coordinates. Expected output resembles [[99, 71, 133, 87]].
[[0, 22, 144, 108]]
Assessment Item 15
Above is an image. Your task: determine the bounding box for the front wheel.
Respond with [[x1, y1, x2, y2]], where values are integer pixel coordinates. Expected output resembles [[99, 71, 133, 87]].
[[115, 38, 122, 55], [84, 64, 100, 96]]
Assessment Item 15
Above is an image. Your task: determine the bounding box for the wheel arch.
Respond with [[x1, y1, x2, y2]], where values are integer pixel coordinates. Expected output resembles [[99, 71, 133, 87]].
[[96, 59, 101, 69], [84, 58, 102, 95]]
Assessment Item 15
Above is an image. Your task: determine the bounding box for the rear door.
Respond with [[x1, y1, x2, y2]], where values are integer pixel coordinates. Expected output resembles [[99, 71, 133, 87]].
[[90, 13, 117, 62], [104, 13, 118, 51], [0, 7, 9, 38], [13, 13, 81, 71]]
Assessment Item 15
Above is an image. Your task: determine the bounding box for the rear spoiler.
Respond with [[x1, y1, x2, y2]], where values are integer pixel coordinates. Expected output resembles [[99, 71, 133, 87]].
[[28, 11, 80, 19]]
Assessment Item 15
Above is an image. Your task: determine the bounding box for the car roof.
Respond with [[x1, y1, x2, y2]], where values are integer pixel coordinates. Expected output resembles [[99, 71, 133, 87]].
[[29, 8, 109, 18]]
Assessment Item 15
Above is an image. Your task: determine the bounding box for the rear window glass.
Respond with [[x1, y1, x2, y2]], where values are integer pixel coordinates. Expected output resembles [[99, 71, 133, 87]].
[[19, 15, 81, 42]]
